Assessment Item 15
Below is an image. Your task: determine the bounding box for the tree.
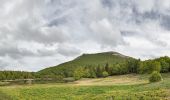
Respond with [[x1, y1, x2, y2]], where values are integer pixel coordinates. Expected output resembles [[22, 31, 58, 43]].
[[149, 71, 162, 83], [160, 60, 169, 73], [137, 61, 144, 74], [112, 64, 121, 75], [102, 71, 109, 78], [83, 67, 90, 78], [149, 61, 161, 73], [0, 73, 5, 80], [107, 66, 113, 75], [89, 68, 96, 78], [105, 63, 109, 73], [119, 63, 128, 74], [73, 68, 85, 80], [127, 59, 140, 73], [96, 66, 103, 77]]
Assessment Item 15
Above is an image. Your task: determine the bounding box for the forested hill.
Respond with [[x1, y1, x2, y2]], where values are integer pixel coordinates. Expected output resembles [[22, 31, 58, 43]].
[[38, 52, 135, 77], [38, 52, 170, 79], [0, 52, 170, 81]]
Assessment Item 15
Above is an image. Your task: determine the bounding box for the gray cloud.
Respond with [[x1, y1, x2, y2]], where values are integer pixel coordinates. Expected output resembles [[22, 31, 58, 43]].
[[0, 0, 170, 71], [89, 19, 124, 46], [57, 44, 81, 57], [160, 15, 170, 30], [0, 60, 9, 70]]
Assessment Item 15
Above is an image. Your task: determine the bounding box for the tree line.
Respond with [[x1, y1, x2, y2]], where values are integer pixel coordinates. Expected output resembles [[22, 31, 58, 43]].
[[73, 56, 170, 80], [0, 71, 35, 80], [0, 56, 170, 80]]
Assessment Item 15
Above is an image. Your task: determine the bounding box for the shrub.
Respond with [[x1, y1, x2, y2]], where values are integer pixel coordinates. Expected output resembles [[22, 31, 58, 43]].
[[149, 71, 162, 83], [102, 71, 109, 78]]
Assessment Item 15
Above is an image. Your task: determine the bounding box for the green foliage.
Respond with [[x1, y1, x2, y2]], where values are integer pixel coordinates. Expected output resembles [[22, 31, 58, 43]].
[[126, 59, 140, 73], [73, 67, 85, 80], [111, 64, 120, 75], [87, 67, 96, 78], [149, 61, 161, 73], [149, 71, 162, 83], [105, 63, 109, 72], [38, 52, 133, 77], [137, 61, 145, 74], [1, 52, 170, 81], [0, 71, 35, 80], [0, 73, 170, 100], [83, 68, 91, 78], [38, 52, 170, 80], [96, 66, 104, 77], [138, 60, 162, 74], [155, 56, 170, 72], [160, 60, 169, 73], [102, 71, 109, 77]]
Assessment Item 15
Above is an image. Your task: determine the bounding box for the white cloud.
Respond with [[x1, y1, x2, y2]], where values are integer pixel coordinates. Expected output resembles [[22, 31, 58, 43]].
[[90, 18, 124, 46], [133, 0, 155, 13], [0, 0, 170, 71]]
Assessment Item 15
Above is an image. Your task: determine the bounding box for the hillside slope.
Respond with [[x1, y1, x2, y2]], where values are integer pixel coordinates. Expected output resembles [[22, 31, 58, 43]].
[[38, 52, 135, 77]]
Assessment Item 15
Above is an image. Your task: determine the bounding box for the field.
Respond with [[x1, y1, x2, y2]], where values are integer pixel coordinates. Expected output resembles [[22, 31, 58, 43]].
[[0, 73, 170, 100]]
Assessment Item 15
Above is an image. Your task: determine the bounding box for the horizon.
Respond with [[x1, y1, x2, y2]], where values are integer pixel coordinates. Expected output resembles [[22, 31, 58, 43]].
[[1, 51, 169, 72], [1, 0, 170, 71]]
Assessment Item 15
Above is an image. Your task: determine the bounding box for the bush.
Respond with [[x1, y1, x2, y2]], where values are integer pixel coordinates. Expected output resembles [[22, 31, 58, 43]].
[[102, 71, 109, 78], [149, 71, 162, 83]]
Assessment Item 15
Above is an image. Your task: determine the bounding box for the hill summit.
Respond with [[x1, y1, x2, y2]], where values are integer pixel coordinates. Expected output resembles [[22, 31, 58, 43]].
[[38, 51, 134, 77]]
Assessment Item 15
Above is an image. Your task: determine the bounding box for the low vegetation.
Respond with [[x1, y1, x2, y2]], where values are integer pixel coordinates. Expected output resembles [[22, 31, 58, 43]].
[[149, 71, 163, 83], [0, 73, 169, 100], [0, 52, 170, 99]]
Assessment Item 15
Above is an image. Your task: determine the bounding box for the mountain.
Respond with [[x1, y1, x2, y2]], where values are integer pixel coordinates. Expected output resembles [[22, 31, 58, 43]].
[[38, 51, 135, 77]]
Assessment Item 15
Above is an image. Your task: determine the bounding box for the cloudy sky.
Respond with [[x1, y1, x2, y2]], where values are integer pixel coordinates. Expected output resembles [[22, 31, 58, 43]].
[[1, 0, 170, 71]]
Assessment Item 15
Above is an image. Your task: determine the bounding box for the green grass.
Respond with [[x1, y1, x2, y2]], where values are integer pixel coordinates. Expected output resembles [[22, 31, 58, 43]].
[[0, 73, 170, 100]]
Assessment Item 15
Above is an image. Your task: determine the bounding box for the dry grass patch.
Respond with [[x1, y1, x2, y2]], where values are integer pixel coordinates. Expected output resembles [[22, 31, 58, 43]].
[[75, 74, 148, 86]]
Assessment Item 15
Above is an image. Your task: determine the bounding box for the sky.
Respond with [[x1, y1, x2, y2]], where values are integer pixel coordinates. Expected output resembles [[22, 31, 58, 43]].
[[1, 0, 170, 71]]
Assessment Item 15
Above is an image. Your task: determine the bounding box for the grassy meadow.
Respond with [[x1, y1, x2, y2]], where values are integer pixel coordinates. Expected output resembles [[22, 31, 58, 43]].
[[0, 73, 169, 100]]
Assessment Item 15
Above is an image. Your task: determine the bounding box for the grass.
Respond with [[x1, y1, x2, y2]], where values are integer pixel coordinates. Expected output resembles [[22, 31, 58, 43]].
[[0, 73, 170, 100]]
